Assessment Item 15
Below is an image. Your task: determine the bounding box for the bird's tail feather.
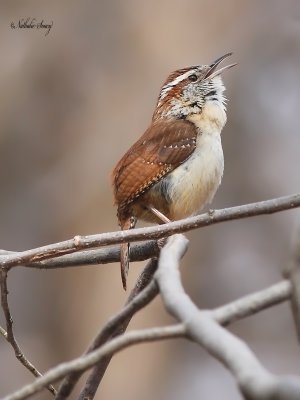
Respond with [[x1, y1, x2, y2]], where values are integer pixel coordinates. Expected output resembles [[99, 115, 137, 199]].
[[120, 241, 130, 290], [119, 216, 136, 290]]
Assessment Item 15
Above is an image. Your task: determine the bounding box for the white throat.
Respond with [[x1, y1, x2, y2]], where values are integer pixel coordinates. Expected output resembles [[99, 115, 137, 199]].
[[187, 100, 227, 134]]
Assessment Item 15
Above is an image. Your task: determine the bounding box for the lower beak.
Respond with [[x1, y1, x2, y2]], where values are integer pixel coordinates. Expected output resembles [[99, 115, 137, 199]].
[[204, 52, 237, 80]]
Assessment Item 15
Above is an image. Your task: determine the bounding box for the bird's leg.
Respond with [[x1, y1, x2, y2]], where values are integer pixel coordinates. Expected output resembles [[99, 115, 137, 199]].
[[147, 205, 170, 249], [147, 205, 171, 224]]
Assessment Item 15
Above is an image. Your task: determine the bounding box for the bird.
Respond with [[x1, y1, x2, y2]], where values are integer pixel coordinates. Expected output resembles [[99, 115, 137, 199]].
[[112, 53, 236, 289]]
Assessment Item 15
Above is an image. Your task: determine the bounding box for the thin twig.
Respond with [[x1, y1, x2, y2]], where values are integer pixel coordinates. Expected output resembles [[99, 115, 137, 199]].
[[0, 268, 57, 396], [0, 193, 299, 268]]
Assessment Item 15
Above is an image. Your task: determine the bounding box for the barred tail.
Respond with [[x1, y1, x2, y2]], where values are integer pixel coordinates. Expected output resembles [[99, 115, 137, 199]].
[[119, 214, 136, 290], [120, 241, 130, 290]]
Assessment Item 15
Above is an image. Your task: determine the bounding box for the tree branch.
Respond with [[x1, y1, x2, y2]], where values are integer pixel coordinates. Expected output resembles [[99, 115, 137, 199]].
[[3, 275, 295, 399], [214, 280, 292, 326], [2, 193, 300, 400], [283, 224, 300, 341], [0, 241, 158, 269], [3, 325, 184, 400], [0, 268, 57, 397], [0, 193, 299, 268], [156, 235, 300, 400], [56, 259, 159, 400]]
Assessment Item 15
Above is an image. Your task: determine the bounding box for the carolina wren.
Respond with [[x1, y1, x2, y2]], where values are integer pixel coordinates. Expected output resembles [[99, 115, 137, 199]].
[[112, 53, 236, 289]]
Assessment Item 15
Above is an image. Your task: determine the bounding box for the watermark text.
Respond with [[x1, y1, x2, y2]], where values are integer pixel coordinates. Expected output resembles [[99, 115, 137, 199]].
[[10, 18, 53, 36]]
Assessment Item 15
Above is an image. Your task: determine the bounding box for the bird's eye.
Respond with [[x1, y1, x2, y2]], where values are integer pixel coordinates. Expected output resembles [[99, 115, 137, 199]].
[[206, 90, 217, 97], [188, 74, 198, 82]]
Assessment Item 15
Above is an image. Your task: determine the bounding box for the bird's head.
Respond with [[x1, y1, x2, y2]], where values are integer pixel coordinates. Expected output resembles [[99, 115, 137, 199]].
[[153, 53, 236, 121]]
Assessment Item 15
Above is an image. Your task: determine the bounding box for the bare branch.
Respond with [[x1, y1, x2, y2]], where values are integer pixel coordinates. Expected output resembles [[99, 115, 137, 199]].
[[78, 259, 159, 400], [284, 225, 300, 341], [156, 235, 300, 400], [0, 268, 57, 397], [0, 241, 158, 269], [214, 280, 292, 326], [3, 325, 184, 400], [56, 259, 159, 400], [4, 272, 295, 399], [3, 191, 300, 400], [0, 325, 8, 339], [1, 193, 300, 268]]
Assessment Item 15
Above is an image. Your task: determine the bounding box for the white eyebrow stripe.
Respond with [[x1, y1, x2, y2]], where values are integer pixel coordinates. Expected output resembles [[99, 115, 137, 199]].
[[166, 69, 197, 88], [159, 68, 198, 100]]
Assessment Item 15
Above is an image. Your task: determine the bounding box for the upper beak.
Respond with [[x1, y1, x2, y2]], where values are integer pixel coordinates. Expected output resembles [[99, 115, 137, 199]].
[[204, 52, 237, 81]]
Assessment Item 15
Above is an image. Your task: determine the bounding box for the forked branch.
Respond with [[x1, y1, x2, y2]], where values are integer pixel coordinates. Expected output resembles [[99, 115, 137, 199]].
[[3, 270, 295, 399], [1, 193, 300, 400], [156, 235, 300, 400], [0, 193, 299, 268]]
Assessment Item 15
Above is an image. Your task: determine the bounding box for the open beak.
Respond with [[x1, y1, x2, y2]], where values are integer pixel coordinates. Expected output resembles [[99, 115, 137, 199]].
[[204, 52, 237, 81]]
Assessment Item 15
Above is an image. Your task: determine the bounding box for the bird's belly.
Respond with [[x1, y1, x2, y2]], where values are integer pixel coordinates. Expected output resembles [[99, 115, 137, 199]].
[[167, 133, 224, 220], [131, 133, 224, 223]]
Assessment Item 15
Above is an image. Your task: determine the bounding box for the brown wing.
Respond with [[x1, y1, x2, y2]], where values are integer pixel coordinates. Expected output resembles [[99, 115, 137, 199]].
[[112, 119, 198, 211]]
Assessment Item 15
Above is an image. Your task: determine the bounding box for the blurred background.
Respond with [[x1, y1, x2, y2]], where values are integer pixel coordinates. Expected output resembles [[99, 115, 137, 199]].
[[0, 0, 300, 399]]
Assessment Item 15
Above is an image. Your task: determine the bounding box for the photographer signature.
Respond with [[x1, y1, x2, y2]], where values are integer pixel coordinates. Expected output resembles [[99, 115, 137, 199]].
[[11, 18, 53, 36]]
